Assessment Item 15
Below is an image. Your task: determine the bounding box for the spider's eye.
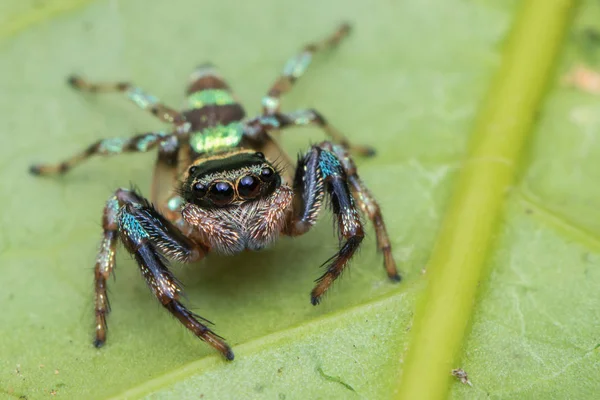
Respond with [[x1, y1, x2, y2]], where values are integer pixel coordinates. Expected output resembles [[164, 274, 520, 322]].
[[260, 167, 275, 181], [209, 181, 234, 205], [193, 182, 207, 196], [188, 166, 198, 175], [255, 152, 265, 159], [237, 175, 260, 198]]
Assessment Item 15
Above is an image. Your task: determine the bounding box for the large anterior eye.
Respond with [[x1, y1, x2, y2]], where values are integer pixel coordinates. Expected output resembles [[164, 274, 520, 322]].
[[209, 181, 234, 205], [237, 175, 260, 198]]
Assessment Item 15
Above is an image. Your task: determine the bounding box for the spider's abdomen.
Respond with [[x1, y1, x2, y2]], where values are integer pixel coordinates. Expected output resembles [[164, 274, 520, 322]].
[[183, 65, 246, 132], [181, 185, 293, 255]]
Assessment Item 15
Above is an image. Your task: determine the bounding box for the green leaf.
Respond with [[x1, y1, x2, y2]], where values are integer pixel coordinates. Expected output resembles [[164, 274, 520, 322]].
[[0, 1, 597, 399], [399, 1, 579, 398]]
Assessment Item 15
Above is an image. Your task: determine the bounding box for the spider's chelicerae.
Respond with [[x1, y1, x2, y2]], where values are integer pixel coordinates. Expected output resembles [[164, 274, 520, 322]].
[[30, 23, 400, 360]]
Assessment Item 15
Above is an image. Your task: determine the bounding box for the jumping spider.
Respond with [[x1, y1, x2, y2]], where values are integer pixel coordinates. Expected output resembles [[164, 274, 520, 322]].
[[30, 24, 400, 360]]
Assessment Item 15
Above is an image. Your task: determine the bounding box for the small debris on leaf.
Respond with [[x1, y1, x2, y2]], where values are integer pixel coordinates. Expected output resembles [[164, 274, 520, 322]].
[[452, 368, 472, 387]]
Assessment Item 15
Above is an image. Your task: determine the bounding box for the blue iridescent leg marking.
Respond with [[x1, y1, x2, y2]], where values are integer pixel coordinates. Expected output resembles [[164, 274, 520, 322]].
[[286, 142, 366, 305], [93, 188, 234, 360], [262, 23, 351, 114], [329, 144, 400, 281]]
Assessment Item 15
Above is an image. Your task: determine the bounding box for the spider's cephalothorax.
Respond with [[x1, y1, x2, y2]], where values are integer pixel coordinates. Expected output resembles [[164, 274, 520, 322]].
[[30, 24, 400, 361], [181, 150, 292, 254]]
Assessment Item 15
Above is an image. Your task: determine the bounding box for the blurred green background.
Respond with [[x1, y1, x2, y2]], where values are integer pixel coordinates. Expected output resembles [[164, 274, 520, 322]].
[[0, 0, 599, 399]]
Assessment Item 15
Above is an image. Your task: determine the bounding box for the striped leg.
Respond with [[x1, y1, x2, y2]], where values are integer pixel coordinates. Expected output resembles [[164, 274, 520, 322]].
[[29, 132, 173, 175], [68, 75, 186, 125], [246, 109, 375, 156], [261, 23, 351, 114], [93, 194, 120, 347], [286, 143, 366, 305], [329, 144, 400, 281], [94, 188, 233, 360]]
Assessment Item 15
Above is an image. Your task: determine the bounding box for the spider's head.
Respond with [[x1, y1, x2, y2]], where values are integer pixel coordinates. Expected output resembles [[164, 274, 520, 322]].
[[180, 150, 282, 208]]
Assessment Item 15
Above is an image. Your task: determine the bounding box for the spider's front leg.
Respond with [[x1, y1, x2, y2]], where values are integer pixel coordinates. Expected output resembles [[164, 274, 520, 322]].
[[94, 188, 234, 360], [286, 142, 400, 305], [329, 143, 400, 282]]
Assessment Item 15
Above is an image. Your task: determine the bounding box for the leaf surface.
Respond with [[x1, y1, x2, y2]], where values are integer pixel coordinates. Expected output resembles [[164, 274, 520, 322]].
[[0, 1, 597, 399]]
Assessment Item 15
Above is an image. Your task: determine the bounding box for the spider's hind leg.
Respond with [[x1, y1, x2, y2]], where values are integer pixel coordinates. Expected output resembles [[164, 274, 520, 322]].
[[247, 109, 376, 157], [68, 75, 185, 125], [93, 188, 234, 360], [29, 131, 173, 176], [247, 24, 374, 157], [262, 23, 351, 114]]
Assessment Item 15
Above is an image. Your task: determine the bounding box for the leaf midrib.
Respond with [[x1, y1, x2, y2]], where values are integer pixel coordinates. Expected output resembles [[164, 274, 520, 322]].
[[396, 1, 578, 398]]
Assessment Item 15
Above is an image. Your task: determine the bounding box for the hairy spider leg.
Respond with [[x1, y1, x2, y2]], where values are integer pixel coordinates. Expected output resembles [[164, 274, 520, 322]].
[[285, 143, 366, 305], [68, 75, 186, 125], [29, 131, 174, 176], [262, 23, 351, 115], [94, 193, 119, 347], [94, 188, 234, 360], [245, 109, 376, 159], [329, 143, 400, 281]]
